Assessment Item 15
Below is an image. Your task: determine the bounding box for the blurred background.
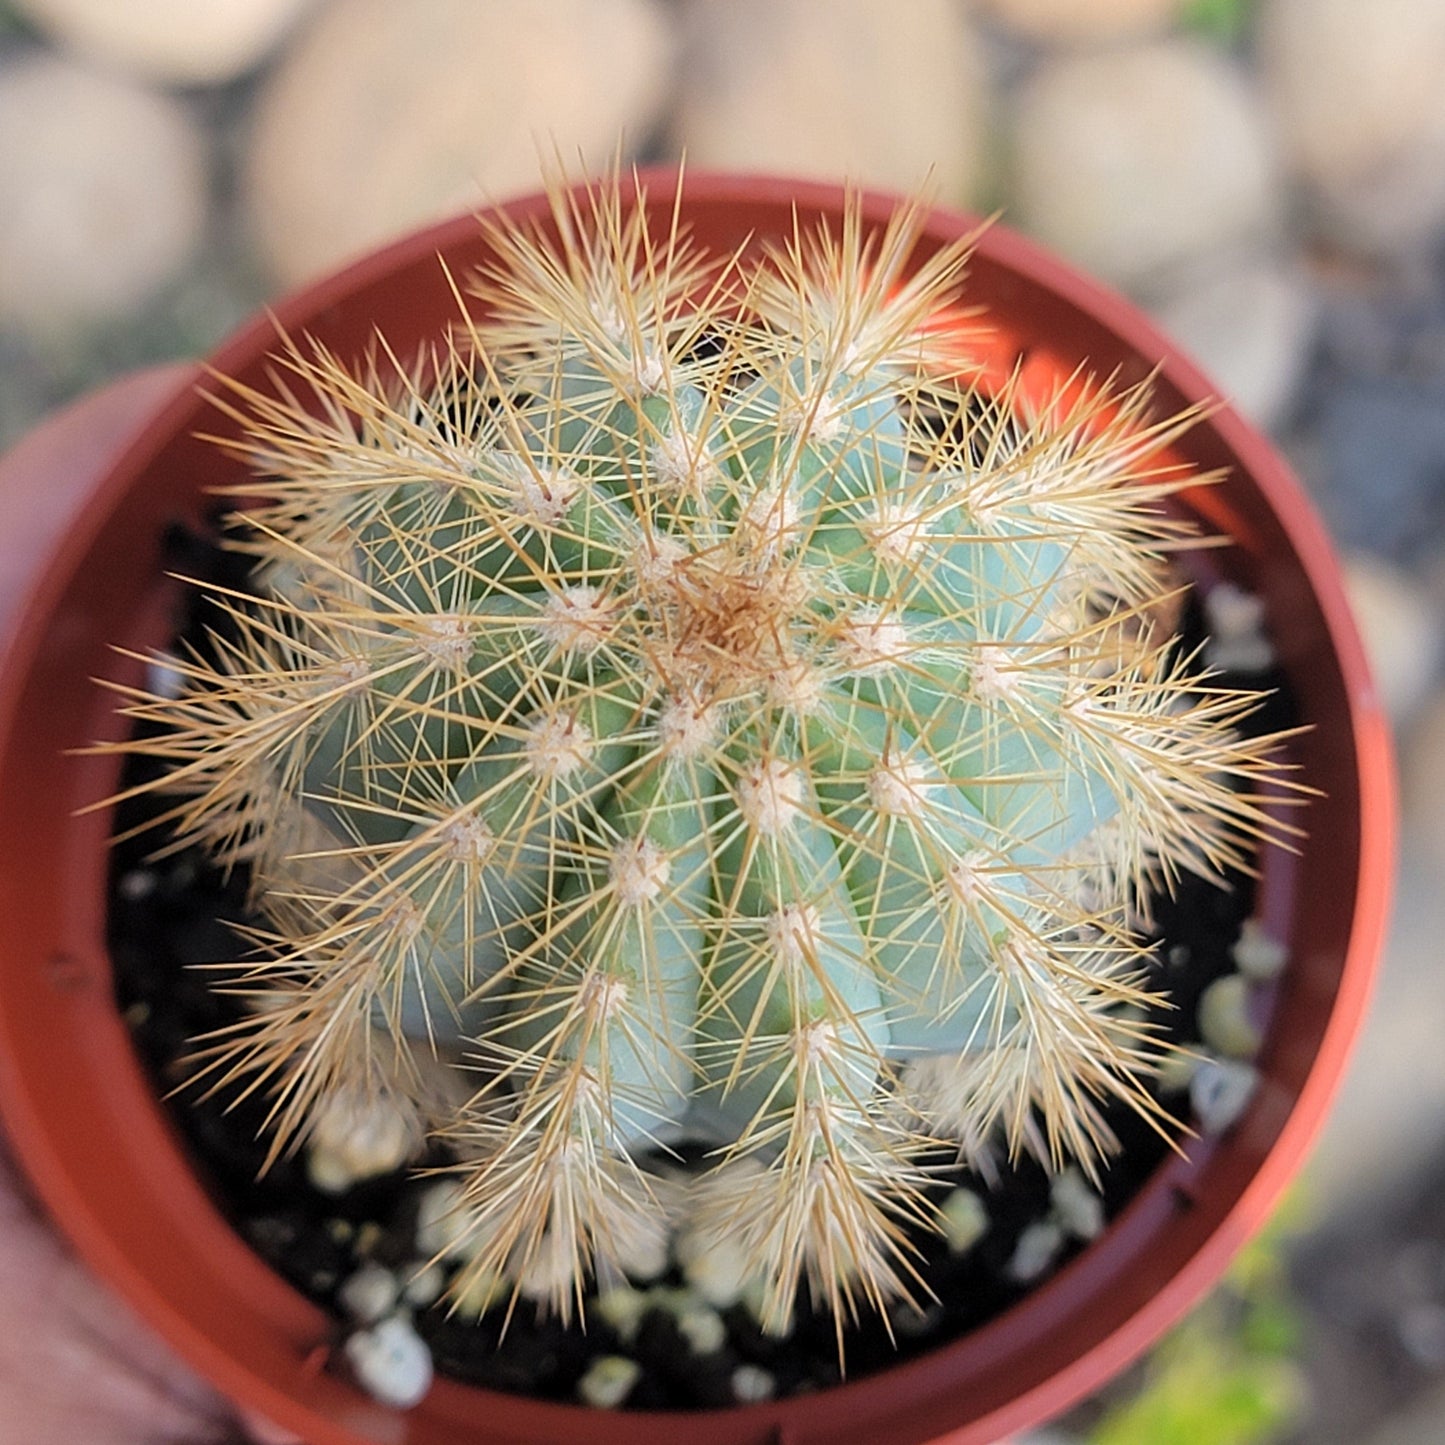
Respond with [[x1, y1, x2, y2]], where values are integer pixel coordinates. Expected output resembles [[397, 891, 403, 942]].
[[1, 1, 1443, 1441]]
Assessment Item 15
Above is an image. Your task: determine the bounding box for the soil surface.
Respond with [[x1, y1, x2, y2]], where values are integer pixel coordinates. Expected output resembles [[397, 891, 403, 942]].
[[105, 536, 1279, 1409]]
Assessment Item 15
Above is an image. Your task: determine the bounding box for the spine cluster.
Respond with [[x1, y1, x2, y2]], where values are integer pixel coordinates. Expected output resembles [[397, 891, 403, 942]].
[[108, 176, 1292, 1334]]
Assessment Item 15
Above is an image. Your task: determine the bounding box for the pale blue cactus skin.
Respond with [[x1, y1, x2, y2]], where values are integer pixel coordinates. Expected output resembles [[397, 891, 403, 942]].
[[111, 178, 1287, 1329], [281, 358, 1119, 1143]]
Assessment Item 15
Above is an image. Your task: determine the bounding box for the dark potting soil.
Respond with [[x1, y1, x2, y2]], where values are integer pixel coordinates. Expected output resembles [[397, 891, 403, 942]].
[[105, 521, 1297, 1410]]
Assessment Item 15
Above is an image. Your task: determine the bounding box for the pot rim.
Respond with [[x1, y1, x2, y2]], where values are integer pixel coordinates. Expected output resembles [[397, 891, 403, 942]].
[[0, 169, 1395, 1445]]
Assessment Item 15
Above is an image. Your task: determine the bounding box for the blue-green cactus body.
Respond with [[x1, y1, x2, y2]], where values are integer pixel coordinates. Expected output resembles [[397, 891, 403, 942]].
[[112, 180, 1289, 1331]]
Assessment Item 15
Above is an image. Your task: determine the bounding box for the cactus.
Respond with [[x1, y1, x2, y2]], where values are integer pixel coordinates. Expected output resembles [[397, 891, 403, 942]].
[[107, 175, 1293, 1341]]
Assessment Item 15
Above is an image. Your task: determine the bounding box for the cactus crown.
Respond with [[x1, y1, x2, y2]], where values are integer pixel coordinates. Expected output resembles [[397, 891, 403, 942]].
[[108, 175, 1292, 1338]]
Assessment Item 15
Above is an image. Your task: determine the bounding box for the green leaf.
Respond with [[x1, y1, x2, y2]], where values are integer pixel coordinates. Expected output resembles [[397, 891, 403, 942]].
[[1184, 0, 1252, 44]]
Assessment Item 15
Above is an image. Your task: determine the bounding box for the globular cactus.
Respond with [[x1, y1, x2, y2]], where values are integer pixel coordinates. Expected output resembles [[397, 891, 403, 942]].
[[110, 175, 1291, 1339]]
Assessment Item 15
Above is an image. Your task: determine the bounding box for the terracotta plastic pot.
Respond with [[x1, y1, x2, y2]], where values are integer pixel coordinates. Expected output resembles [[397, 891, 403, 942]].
[[0, 173, 1394, 1445]]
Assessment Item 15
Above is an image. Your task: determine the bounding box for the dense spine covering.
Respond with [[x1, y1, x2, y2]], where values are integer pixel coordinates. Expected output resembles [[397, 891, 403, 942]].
[[107, 175, 1291, 1336]]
